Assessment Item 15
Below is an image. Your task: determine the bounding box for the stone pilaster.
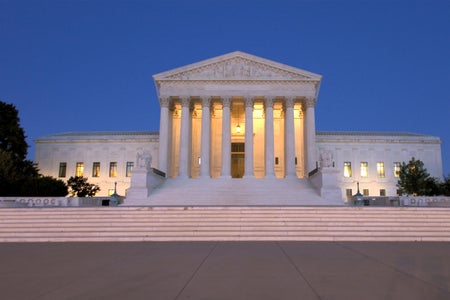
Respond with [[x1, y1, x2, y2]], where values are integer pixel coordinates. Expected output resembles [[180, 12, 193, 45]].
[[158, 97, 170, 174], [244, 97, 254, 178], [285, 97, 296, 178], [221, 97, 232, 178], [179, 96, 191, 178], [303, 96, 317, 176], [264, 97, 275, 178], [200, 97, 211, 178]]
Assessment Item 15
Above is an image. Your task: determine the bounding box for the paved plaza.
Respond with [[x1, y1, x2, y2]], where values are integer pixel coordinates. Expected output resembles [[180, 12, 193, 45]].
[[0, 242, 449, 299]]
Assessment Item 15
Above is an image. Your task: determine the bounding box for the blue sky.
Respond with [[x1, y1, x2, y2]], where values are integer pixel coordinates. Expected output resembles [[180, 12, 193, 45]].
[[1, 0, 449, 175]]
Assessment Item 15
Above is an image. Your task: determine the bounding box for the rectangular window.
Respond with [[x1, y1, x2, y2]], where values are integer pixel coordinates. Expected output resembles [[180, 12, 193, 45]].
[[377, 162, 385, 178], [126, 162, 134, 177], [108, 189, 114, 196], [275, 157, 279, 165], [380, 189, 386, 196], [344, 162, 352, 177], [109, 162, 117, 177], [92, 162, 100, 177], [360, 162, 368, 177], [394, 162, 401, 178], [363, 189, 369, 196], [75, 162, 84, 177], [346, 189, 353, 197], [58, 162, 67, 178]]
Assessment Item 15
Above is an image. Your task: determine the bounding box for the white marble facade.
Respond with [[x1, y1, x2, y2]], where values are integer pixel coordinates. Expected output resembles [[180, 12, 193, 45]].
[[34, 52, 444, 200], [154, 51, 321, 180]]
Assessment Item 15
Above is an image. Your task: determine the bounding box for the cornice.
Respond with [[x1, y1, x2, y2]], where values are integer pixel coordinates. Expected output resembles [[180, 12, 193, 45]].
[[156, 79, 320, 85]]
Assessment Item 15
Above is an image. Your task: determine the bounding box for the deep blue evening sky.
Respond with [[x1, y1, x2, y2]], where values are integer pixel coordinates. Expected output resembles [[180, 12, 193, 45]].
[[1, 0, 449, 175]]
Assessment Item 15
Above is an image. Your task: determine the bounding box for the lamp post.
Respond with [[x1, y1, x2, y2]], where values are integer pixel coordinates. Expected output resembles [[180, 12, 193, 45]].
[[354, 181, 363, 206], [110, 182, 120, 206]]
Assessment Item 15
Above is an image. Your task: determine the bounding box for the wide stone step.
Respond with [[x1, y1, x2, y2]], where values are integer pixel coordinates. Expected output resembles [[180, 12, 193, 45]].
[[1, 206, 450, 242]]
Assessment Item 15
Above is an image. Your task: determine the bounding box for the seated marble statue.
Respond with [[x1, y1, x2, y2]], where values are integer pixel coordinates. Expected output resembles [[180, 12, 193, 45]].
[[320, 151, 333, 168], [136, 151, 152, 171]]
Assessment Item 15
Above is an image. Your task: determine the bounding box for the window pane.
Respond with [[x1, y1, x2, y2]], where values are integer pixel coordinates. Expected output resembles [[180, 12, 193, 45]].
[[58, 162, 67, 178], [394, 162, 401, 178], [360, 162, 368, 177], [109, 162, 117, 177], [346, 189, 353, 196], [344, 162, 352, 177], [126, 162, 134, 177], [380, 189, 386, 196], [363, 189, 369, 196], [92, 162, 100, 177], [75, 162, 84, 177], [377, 162, 385, 178]]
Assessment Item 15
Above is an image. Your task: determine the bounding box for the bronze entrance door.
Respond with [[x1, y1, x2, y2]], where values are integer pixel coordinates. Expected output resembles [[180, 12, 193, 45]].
[[231, 143, 245, 178]]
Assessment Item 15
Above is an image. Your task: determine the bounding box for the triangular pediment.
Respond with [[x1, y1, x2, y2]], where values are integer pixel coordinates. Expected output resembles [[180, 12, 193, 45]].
[[153, 51, 321, 82]]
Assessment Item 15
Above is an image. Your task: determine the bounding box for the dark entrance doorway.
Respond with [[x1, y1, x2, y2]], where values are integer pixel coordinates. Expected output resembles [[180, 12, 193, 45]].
[[231, 142, 245, 178]]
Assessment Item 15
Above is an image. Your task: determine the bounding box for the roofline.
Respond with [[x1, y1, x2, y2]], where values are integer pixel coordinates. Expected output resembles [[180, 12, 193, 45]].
[[153, 51, 322, 81]]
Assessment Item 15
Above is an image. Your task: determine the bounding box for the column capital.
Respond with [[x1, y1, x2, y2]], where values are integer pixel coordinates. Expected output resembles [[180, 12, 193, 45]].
[[285, 96, 295, 109], [264, 97, 274, 108], [180, 96, 191, 107], [159, 97, 170, 108], [221, 97, 231, 108], [202, 97, 212, 108], [244, 97, 254, 108], [303, 97, 316, 108]]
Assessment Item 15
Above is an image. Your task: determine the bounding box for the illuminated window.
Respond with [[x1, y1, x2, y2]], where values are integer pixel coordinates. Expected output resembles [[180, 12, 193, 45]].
[[109, 162, 117, 177], [363, 189, 369, 196], [108, 189, 114, 196], [92, 162, 100, 177], [394, 162, 401, 178], [344, 162, 352, 177], [75, 162, 84, 177], [346, 189, 353, 197], [380, 189, 386, 196], [126, 162, 134, 177], [377, 162, 385, 178], [58, 162, 67, 178], [360, 162, 368, 177]]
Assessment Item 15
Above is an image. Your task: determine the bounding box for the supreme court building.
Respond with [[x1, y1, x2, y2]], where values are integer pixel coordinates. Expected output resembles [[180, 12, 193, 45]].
[[35, 52, 443, 203]]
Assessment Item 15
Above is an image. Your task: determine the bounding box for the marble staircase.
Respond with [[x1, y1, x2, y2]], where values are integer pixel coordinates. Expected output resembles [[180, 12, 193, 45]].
[[124, 177, 340, 206], [1, 206, 450, 242]]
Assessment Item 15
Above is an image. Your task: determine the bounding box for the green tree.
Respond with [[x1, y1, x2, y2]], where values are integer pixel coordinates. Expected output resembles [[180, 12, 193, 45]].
[[439, 175, 450, 196], [16, 176, 68, 196], [0, 101, 28, 160], [67, 176, 100, 197], [0, 100, 66, 196], [397, 157, 440, 196]]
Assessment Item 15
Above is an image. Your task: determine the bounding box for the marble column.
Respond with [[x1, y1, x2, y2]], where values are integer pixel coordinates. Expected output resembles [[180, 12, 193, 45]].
[[221, 97, 231, 178], [244, 97, 254, 178], [158, 97, 170, 175], [304, 97, 317, 176], [264, 97, 275, 178], [200, 97, 211, 178], [179, 96, 191, 178], [285, 97, 296, 177]]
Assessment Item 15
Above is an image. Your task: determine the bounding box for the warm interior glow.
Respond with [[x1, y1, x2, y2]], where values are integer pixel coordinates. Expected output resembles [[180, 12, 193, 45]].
[[236, 124, 241, 133]]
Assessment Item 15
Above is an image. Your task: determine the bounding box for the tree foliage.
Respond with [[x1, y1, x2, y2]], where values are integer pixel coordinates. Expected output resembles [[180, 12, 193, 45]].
[[0, 100, 67, 196], [440, 175, 450, 196], [0, 101, 28, 160], [67, 176, 100, 197], [397, 157, 441, 196]]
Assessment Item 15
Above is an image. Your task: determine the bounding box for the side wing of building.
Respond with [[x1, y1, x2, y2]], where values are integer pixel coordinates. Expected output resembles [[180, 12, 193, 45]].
[[34, 131, 159, 196], [316, 131, 443, 200]]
